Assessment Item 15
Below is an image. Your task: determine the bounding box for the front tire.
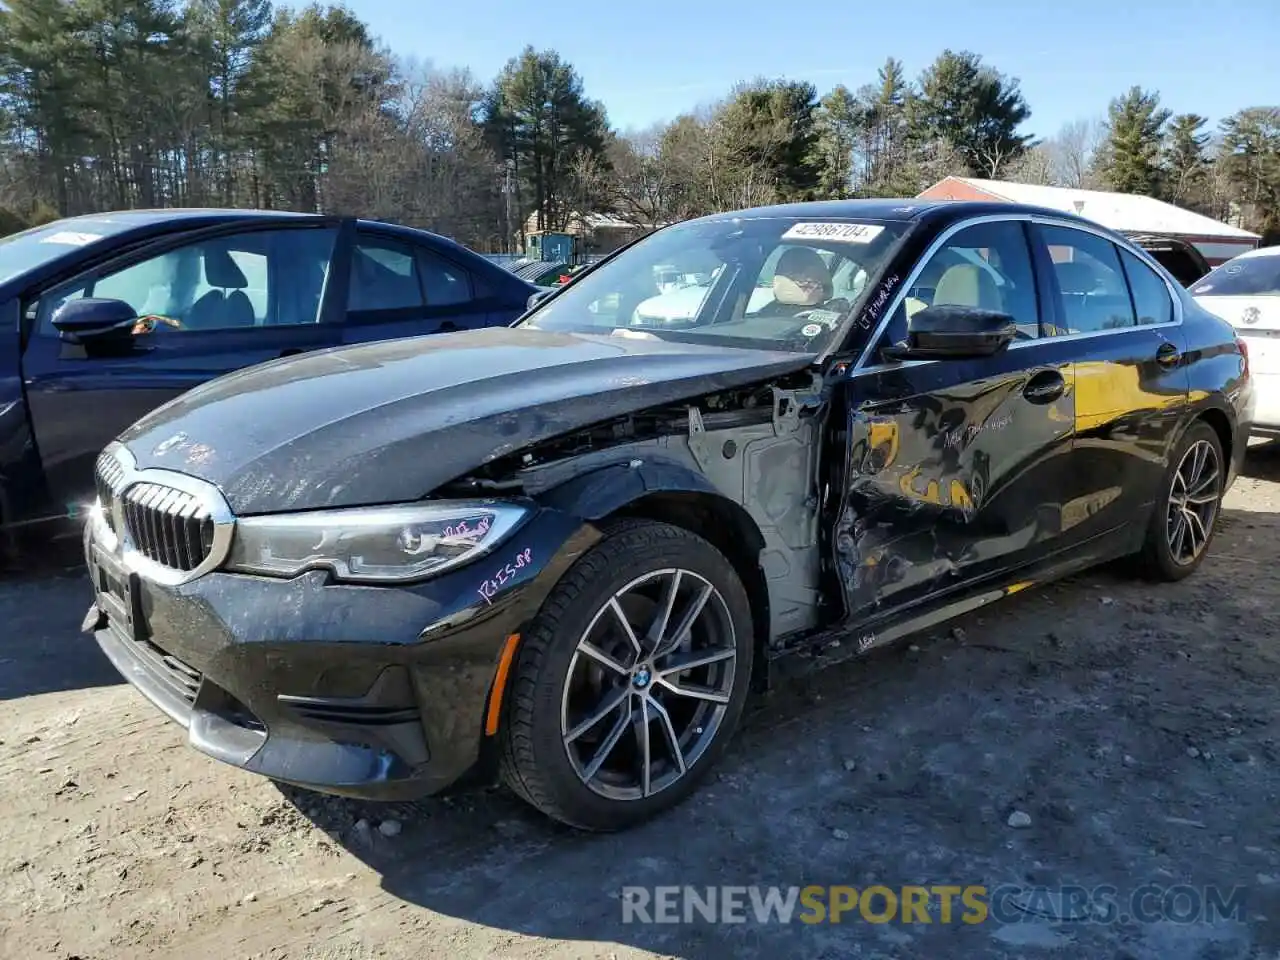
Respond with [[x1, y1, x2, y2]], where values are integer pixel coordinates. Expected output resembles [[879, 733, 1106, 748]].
[[1133, 420, 1224, 581], [498, 519, 754, 831]]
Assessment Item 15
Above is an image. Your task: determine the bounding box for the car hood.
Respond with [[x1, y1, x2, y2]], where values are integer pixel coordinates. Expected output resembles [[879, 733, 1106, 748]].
[[118, 326, 816, 514]]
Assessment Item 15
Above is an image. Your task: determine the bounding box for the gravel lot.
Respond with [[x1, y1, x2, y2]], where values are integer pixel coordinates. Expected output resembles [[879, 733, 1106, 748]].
[[3, 445, 1280, 960]]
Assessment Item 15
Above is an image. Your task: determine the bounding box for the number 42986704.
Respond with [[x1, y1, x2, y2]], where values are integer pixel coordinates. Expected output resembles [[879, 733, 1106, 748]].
[[477, 548, 533, 604]]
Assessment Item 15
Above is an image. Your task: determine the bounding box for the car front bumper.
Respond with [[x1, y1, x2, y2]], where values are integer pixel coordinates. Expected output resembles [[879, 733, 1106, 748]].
[[82, 507, 597, 801]]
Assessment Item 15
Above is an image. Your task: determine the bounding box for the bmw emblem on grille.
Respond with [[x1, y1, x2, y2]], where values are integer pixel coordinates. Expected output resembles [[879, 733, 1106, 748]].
[[92, 442, 236, 586], [1242, 307, 1261, 326]]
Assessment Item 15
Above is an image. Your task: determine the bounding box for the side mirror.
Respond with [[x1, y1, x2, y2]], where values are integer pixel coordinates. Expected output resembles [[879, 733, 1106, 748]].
[[51, 297, 138, 342], [527, 287, 557, 311], [883, 304, 1017, 361]]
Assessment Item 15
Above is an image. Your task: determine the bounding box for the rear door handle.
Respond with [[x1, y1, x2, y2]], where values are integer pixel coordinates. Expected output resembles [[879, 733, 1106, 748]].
[[1023, 368, 1065, 405], [1156, 342, 1181, 367]]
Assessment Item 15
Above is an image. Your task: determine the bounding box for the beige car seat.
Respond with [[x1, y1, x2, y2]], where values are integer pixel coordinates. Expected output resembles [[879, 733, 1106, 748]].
[[772, 247, 833, 307], [932, 263, 1001, 310], [905, 263, 1002, 318]]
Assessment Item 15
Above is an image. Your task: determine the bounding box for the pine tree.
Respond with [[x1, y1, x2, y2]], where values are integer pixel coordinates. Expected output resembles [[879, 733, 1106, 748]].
[[1094, 86, 1170, 195]]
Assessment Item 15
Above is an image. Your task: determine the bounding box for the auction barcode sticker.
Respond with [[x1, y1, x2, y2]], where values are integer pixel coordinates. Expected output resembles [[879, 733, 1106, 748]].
[[780, 222, 885, 243]]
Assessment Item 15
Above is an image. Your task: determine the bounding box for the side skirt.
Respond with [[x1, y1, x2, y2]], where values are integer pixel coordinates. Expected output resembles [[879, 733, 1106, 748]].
[[766, 524, 1133, 680]]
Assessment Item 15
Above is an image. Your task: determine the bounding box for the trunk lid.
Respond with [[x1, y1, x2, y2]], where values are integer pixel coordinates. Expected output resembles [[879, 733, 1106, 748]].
[[1195, 294, 1280, 373]]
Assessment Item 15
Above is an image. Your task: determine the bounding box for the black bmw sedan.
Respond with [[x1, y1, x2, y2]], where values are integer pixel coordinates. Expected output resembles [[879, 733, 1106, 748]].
[[80, 199, 1254, 831]]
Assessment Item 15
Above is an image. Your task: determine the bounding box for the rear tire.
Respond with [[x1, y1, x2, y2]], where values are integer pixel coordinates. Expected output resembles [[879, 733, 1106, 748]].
[[498, 519, 754, 831], [1132, 420, 1224, 581]]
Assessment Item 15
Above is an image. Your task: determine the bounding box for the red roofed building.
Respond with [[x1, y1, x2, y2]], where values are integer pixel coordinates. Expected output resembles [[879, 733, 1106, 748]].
[[919, 177, 1260, 267]]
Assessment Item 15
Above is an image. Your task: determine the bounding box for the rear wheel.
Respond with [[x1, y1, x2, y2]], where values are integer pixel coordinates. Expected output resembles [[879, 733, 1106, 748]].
[[498, 519, 754, 831], [1133, 420, 1224, 581]]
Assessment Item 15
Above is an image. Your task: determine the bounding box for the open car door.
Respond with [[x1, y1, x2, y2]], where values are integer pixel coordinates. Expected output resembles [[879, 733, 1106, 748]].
[[1126, 234, 1211, 287]]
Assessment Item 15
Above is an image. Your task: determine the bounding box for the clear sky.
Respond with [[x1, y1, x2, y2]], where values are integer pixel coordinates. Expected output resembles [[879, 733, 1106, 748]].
[[352, 0, 1278, 138]]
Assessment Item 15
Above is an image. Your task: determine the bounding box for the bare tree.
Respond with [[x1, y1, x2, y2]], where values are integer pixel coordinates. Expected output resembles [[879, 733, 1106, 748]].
[[558, 150, 613, 231], [325, 63, 504, 247], [1051, 117, 1105, 188], [907, 136, 968, 193], [608, 125, 677, 228], [1003, 144, 1056, 185]]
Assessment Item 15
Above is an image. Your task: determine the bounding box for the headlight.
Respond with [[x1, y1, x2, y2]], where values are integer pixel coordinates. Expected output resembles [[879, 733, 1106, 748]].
[[225, 501, 528, 583]]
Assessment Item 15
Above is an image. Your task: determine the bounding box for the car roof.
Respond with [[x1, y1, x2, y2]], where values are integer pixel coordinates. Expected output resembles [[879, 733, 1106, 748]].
[[40, 208, 486, 263], [51, 208, 461, 243], [52, 208, 319, 228], [1229, 244, 1280, 261], [0, 208, 522, 300], [690, 198, 1123, 235]]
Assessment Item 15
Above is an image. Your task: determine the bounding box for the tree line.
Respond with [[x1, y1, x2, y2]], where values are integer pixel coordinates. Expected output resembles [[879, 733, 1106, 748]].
[[1, 0, 1277, 250]]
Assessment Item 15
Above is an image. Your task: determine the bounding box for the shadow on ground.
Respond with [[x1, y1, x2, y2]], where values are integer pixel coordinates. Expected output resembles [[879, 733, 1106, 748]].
[[0, 555, 121, 700], [1240, 439, 1280, 482], [274, 502, 1280, 959]]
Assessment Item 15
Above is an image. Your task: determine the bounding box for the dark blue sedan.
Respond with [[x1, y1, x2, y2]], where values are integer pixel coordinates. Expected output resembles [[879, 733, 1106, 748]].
[[0, 209, 538, 553]]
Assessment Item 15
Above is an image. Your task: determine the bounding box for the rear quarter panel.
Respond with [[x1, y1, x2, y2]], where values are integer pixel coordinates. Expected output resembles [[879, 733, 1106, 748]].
[[1177, 295, 1253, 486]]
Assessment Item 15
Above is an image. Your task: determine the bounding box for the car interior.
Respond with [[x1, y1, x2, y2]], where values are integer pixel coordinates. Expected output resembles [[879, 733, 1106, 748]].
[[184, 247, 258, 329], [901, 247, 1039, 340], [1050, 255, 1133, 333], [35, 231, 334, 335], [1127, 234, 1211, 287], [743, 245, 869, 314], [349, 245, 421, 311]]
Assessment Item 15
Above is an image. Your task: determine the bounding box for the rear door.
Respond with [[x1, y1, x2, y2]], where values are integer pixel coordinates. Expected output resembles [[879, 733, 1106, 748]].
[[338, 229, 504, 345], [1028, 222, 1190, 550], [20, 220, 344, 514], [835, 217, 1077, 620]]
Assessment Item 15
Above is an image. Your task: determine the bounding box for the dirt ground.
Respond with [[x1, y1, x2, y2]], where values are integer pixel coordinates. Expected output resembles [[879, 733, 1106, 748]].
[[3, 447, 1280, 960]]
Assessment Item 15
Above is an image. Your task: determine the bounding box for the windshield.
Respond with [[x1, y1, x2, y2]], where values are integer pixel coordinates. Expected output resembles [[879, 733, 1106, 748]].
[[519, 216, 909, 353], [0, 218, 128, 287], [1192, 251, 1280, 297]]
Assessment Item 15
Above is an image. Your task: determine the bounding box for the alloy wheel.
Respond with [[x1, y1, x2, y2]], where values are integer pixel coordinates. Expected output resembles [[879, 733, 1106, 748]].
[[560, 568, 737, 801], [1166, 438, 1220, 566]]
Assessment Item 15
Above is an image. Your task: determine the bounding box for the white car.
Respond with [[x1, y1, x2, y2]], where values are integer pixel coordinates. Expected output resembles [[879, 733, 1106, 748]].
[[1191, 246, 1280, 436], [633, 283, 776, 325]]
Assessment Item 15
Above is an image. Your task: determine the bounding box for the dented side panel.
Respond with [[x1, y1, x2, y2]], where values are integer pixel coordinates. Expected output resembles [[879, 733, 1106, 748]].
[[685, 388, 824, 638], [515, 379, 827, 643], [833, 344, 1077, 620]]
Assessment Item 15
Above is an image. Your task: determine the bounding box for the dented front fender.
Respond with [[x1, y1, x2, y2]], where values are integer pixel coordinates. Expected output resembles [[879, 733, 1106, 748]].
[[535, 456, 724, 520]]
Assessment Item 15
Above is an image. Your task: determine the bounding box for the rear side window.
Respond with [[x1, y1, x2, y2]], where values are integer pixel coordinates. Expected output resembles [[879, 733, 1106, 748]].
[[1039, 226, 1135, 333], [348, 237, 424, 312], [1119, 249, 1174, 325], [417, 249, 473, 307], [1192, 254, 1280, 297]]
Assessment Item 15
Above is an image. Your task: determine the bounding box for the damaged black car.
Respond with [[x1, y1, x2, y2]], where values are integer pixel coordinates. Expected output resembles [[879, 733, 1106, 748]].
[[81, 199, 1254, 831]]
